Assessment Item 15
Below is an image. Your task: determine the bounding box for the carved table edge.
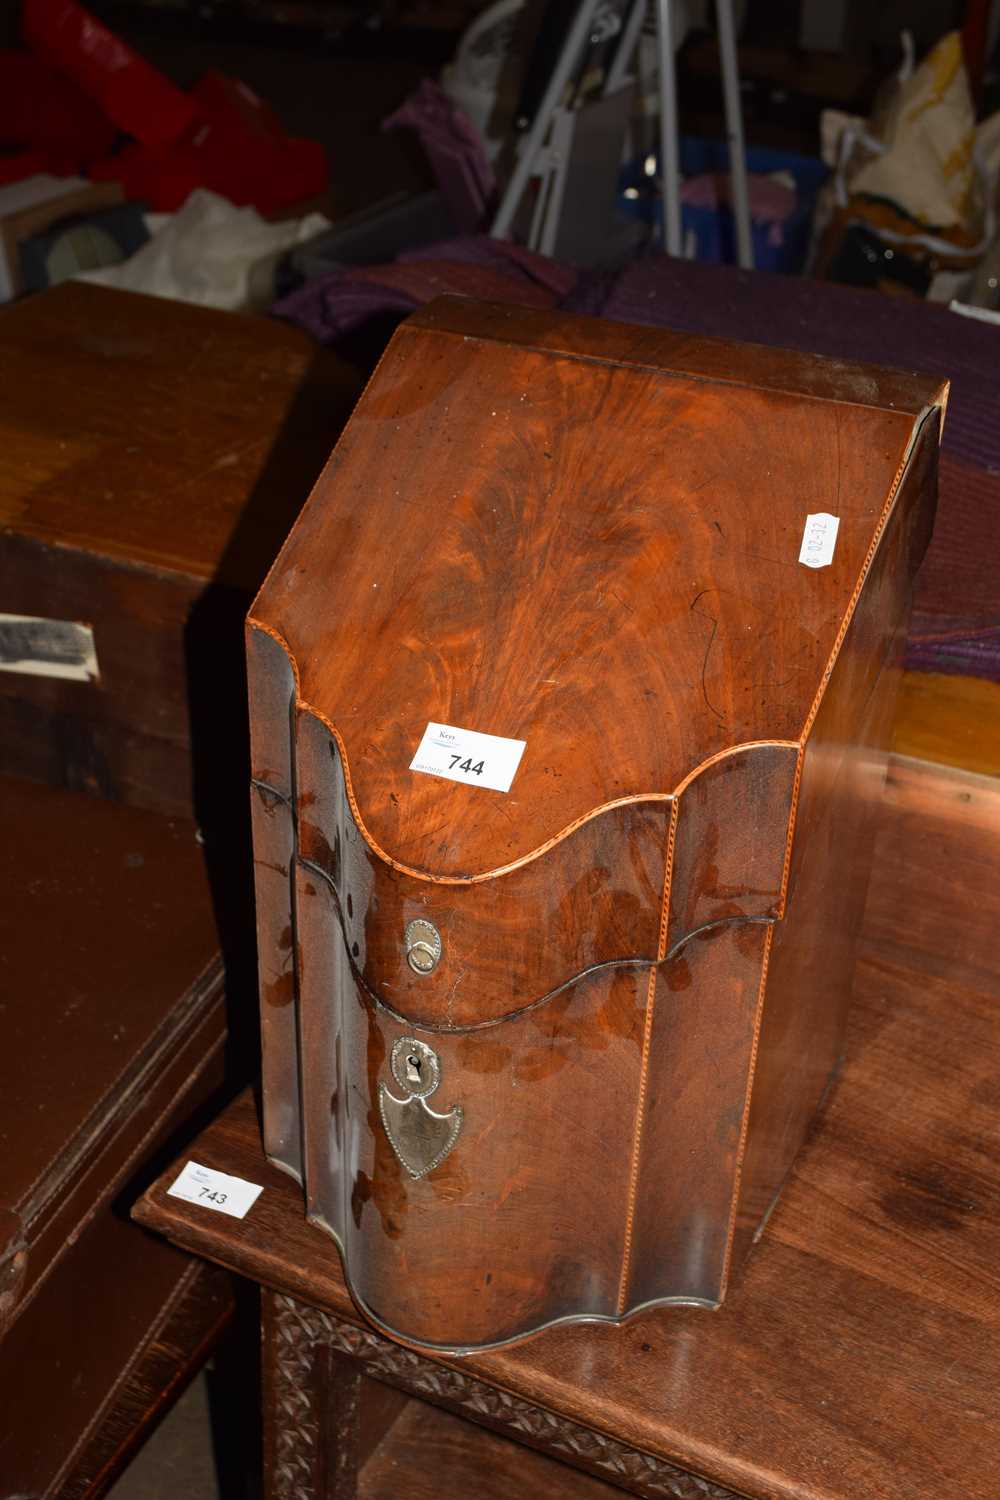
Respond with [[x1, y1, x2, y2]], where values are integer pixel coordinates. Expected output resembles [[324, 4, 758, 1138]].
[[268, 1290, 749, 1500]]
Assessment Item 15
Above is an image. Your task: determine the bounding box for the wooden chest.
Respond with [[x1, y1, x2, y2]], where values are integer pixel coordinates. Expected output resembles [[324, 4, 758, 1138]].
[[0, 775, 230, 1495], [0, 280, 356, 821], [247, 298, 945, 1353]]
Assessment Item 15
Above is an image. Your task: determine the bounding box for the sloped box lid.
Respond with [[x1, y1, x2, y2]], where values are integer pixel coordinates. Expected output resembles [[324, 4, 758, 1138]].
[[251, 298, 946, 884]]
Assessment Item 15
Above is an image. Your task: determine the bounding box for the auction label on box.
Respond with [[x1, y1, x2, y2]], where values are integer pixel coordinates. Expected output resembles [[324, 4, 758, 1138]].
[[410, 721, 526, 793], [798, 513, 840, 569], [0, 614, 99, 681], [167, 1160, 263, 1219]]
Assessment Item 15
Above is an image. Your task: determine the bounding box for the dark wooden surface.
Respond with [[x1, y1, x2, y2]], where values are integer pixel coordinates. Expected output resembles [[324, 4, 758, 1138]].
[[358, 1395, 624, 1499], [0, 282, 358, 583], [135, 754, 1000, 1499], [260, 1288, 736, 1500], [59, 1261, 235, 1500], [0, 775, 221, 1307], [247, 298, 945, 1347], [0, 282, 360, 816], [0, 775, 234, 1497]]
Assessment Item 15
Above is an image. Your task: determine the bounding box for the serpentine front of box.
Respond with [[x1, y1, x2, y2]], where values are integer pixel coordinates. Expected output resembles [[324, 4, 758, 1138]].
[[247, 298, 945, 1353]]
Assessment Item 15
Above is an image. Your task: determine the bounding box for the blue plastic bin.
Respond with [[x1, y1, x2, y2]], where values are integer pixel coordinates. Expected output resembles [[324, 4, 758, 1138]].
[[617, 138, 828, 273]]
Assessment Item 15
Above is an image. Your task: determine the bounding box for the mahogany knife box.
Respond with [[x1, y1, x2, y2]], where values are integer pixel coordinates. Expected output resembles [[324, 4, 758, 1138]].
[[247, 298, 945, 1354]]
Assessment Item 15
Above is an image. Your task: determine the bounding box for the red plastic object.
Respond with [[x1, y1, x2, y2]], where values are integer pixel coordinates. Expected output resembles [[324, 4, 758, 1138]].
[[191, 71, 287, 141], [21, 0, 196, 147], [88, 142, 200, 212], [187, 72, 327, 212], [89, 72, 327, 213], [0, 50, 116, 167]]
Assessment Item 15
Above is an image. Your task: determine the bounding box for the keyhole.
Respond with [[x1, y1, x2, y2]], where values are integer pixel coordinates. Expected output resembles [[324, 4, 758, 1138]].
[[391, 1037, 439, 1101]]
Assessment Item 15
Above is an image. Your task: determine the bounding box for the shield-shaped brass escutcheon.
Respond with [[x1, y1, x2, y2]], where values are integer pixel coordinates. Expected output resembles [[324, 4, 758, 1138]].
[[378, 1037, 463, 1180]]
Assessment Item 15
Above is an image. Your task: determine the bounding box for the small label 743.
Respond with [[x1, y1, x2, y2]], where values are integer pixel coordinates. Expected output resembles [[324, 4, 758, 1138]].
[[167, 1160, 263, 1219]]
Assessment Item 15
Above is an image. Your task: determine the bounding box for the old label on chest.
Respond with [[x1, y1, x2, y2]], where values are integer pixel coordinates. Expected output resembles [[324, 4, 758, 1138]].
[[0, 613, 99, 682], [798, 512, 840, 568]]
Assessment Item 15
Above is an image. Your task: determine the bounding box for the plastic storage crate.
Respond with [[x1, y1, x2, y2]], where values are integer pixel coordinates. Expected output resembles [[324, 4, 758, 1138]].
[[618, 137, 828, 273]]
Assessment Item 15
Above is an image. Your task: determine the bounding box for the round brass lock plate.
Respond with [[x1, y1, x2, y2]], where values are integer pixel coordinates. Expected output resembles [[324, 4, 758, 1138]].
[[405, 918, 442, 975]]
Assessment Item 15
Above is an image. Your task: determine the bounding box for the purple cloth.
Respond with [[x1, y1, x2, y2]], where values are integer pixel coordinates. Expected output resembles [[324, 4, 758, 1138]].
[[398, 235, 576, 297], [383, 80, 495, 233], [275, 235, 577, 344]]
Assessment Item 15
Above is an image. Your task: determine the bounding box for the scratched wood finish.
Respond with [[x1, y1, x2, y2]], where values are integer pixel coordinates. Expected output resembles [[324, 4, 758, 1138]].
[[134, 757, 1000, 1500], [0, 281, 359, 817], [247, 299, 945, 1350]]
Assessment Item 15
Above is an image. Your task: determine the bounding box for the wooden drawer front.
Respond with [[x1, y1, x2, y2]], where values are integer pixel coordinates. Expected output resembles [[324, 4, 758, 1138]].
[[297, 857, 645, 1348], [294, 710, 795, 1031], [292, 860, 772, 1350], [293, 706, 671, 1029]]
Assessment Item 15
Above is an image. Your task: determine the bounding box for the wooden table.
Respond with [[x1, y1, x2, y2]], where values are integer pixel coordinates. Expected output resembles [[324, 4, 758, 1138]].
[[134, 755, 1000, 1500], [893, 671, 1000, 779]]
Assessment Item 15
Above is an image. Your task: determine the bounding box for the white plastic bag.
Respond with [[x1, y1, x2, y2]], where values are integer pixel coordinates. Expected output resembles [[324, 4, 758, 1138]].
[[76, 189, 329, 311]]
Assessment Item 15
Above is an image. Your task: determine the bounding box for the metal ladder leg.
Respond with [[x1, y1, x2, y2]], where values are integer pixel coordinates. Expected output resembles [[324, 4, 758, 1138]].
[[491, 0, 605, 238]]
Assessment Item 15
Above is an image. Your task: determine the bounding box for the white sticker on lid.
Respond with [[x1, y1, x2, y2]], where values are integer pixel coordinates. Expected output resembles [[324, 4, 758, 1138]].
[[409, 721, 526, 794], [167, 1160, 263, 1219], [0, 614, 99, 681], [799, 513, 840, 569]]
